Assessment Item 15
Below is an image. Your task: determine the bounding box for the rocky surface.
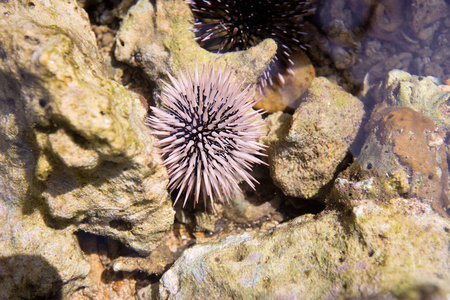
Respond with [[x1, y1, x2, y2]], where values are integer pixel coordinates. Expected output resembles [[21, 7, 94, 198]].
[[1, 0, 175, 255], [160, 198, 450, 299], [1, 0, 450, 298], [267, 77, 364, 198], [114, 0, 277, 101], [357, 107, 449, 216], [374, 70, 450, 133], [0, 210, 91, 298], [0, 0, 174, 297]]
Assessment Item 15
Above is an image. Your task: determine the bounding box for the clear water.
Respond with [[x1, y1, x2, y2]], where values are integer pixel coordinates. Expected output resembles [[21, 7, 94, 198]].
[[303, 0, 450, 216]]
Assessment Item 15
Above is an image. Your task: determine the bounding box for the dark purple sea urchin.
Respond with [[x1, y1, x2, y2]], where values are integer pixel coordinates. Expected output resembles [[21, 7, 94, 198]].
[[186, 0, 315, 87], [146, 63, 266, 208]]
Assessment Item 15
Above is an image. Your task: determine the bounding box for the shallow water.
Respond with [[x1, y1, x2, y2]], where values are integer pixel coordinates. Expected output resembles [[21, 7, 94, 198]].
[[190, 0, 450, 216], [307, 0, 450, 215]]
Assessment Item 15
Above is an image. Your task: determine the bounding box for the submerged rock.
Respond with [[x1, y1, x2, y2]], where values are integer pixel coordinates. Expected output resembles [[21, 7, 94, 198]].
[[357, 107, 449, 216], [375, 69, 450, 132], [354, 70, 450, 217], [268, 77, 364, 198], [410, 0, 448, 43], [160, 198, 450, 299]]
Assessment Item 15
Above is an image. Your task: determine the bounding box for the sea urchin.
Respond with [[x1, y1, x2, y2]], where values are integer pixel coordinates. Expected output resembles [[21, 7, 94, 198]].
[[187, 0, 314, 87], [146, 63, 267, 208]]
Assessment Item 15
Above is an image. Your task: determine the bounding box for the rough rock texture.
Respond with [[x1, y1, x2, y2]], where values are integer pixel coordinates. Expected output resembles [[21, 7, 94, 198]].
[[0, 210, 91, 298], [411, 0, 448, 40], [0, 0, 174, 255], [375, 70, 450, 132], [357, 107, 449, 216], [222, 189, 281, 224], [114, 0, 277, 100], [159, 198, 450, 299], [0, 0, 174, 296], [267, 77, 364, 198]]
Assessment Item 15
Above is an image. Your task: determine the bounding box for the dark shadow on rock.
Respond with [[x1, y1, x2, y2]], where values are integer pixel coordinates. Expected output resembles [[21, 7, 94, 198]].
[[0, 69, 54, 226], [249, 164, 326, 221], [75, 230, 163, 292], [315, 150, 355, 199], [0, 69, 77, 230], [269, 150, 354, 222], [278, 150, 354, 218], [170, 163, 326, 221], [0, 254, 63, 300], [0, 68, 141, 230], [76, 230, 140, 259]]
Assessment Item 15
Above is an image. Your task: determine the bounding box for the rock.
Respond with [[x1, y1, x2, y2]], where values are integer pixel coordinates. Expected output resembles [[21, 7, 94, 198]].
[[411, 0, 448, 38], [0, 209, 91, 298], [0, 0, 175, 296], [159, 198, 450, 299], [253, 51, 316, 113], [114, 0, 277, 99], [375, 69, 450, 133], [0, 254, 63, 299], [268, 77, 364, 198], [357, 107, 449, 216], [0, 1, 95, 297], [1, 0, 175, 255], [366, 69, 450, 216], [221, 190, 279, 224]]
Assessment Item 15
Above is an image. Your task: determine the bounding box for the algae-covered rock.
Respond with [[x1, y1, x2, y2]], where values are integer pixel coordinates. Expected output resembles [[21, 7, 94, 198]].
[[1, 1, 174, 292], [159, 198, 450, 299], [0, 1, 100, 297], [268, 77, 364, 198], [376, 69, 450, 132], [0, 0, 176, 296], [356, 107, 449, 216], [114, 0, 277, 97]]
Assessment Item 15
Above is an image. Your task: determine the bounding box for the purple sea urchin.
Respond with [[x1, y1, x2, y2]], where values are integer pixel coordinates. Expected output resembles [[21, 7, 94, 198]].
[[146, 63, 267, 208], [187, 0, 315, 87]]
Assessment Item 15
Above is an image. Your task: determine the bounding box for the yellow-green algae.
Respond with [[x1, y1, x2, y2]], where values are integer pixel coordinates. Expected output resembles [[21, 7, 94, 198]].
[[161, 199, 450, 299], [115, 0, 278, 96], [0, 0, 174, 258], [268, 77, 364, 198]]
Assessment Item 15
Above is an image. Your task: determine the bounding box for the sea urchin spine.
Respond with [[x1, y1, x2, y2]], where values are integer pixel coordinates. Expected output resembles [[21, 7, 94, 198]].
[[146, 63, 267, 208], [187, 0, 315, 87]]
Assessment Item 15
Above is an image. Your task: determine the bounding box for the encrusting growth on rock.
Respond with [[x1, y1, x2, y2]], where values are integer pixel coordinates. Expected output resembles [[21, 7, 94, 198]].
[[146, 62, 267, 208]]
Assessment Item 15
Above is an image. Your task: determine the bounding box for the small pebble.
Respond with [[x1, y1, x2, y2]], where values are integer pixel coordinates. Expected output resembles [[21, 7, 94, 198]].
[[101, 32, 114, 47]]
